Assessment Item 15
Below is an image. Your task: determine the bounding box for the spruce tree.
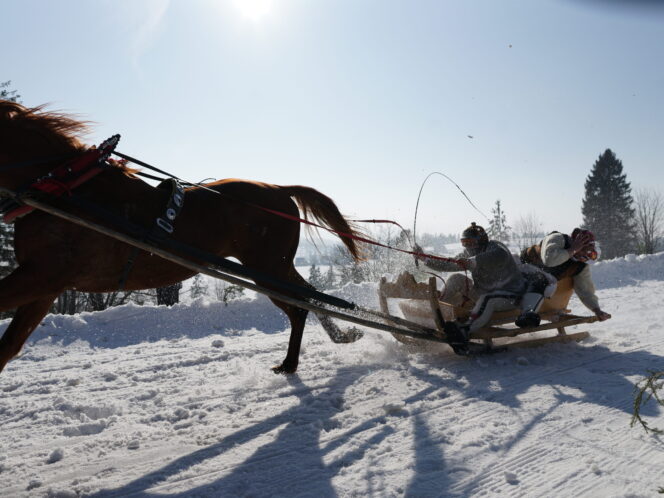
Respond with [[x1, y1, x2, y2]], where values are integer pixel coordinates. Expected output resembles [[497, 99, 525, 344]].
[[307, 264, 324, 288], [156, 281, 183, 306], [0, 80, 20, 101], [189, 274, 207, 300], [0, 224, 13, 280], [487, 200, 511, 243], [582, 149, 636, 259], [323, 266, 336, 290]]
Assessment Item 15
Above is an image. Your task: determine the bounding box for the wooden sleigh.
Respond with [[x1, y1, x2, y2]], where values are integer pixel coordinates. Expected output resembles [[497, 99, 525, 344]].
[[378, 271, 599, 352]]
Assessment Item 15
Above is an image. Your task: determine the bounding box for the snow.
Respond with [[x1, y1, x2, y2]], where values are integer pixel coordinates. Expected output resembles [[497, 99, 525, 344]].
[[1, 255, 664, 497]]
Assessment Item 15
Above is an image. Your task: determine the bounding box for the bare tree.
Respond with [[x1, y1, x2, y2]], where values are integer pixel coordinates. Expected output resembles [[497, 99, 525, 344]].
[[87, 291, 135, 311], [634, 188, 664, 254], [513, 211, 543, 250]]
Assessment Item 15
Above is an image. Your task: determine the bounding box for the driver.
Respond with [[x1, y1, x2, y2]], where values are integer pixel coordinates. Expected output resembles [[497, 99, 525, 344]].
[[415, 222, 555, 354]]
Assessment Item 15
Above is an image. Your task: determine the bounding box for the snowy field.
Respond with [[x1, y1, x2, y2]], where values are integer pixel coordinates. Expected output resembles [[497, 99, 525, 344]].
[[2, 254, 664, 497]]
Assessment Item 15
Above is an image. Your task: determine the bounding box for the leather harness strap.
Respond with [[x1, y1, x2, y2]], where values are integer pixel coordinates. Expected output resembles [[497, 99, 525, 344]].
[[0, 135, 121, 223], [117, 178, 185, 290]]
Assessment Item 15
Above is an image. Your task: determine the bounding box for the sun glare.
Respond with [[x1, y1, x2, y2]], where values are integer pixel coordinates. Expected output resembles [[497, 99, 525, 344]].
[[233, 0, 274, 21]]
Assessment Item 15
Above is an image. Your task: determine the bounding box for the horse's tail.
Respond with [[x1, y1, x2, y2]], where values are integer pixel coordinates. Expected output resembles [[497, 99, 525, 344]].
[[279, 185, 364, 261]]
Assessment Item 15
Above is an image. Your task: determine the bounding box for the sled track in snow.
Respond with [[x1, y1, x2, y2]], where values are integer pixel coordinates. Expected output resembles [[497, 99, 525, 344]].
[[86, 337, 664, 497], [2, 323, 663, 497]]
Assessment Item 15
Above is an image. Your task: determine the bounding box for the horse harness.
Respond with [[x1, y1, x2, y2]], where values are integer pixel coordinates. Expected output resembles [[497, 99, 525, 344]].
[[0, 134, 186, 290], [0, 135, 121, 223], [117, 178, 185, 290]]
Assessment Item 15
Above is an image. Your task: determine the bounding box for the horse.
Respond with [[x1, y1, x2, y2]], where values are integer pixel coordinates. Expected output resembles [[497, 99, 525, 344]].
[[0, 100, 363, 375]]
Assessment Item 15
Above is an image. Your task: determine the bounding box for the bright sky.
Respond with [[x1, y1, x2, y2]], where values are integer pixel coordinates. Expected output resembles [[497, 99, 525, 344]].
[[2, 0, 663, 236]]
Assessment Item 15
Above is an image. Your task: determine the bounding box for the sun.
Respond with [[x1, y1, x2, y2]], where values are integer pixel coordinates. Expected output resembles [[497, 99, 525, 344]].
[[232, 0, 274, 21]]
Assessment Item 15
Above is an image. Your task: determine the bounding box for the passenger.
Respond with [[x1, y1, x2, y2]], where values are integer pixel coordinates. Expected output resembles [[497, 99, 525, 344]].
[[414, 222, 556, 354], [521, 229, 611, 321]]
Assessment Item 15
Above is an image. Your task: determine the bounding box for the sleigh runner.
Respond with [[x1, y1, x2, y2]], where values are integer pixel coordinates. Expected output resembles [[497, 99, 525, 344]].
[[379, 271, 599, 352]]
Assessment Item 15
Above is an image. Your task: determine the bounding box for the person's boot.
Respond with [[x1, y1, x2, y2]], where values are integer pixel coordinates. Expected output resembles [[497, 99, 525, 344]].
[[443, 321, 470, 355], [515, 311, 541, 328]]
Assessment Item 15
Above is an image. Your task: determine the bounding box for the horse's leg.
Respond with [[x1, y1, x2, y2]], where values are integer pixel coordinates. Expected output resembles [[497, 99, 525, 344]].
[[315, 313, 364, 343], [0, 265, 65, 312], [269, 265, 366, 374], [235, 253, 308, 373], [0, 296, 58, 374], [287, 269, 363, 344], [270, 299, 308, 374]]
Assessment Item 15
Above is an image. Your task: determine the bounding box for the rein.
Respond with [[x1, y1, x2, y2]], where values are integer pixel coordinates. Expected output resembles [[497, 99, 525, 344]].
[[254, 205, 469, 269], [110, 151, 470, 269], [0, 140, 468, 269]]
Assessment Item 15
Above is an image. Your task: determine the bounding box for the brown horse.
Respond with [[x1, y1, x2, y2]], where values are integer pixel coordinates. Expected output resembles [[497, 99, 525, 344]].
[[0, 100, 363, 375]]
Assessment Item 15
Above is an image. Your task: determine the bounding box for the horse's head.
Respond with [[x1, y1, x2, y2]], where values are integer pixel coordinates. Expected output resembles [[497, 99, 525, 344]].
[[0, 100, 89, 189]]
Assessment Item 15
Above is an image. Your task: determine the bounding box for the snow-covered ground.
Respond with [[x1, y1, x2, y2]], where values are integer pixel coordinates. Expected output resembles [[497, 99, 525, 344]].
[[2, 254, 664, 497]]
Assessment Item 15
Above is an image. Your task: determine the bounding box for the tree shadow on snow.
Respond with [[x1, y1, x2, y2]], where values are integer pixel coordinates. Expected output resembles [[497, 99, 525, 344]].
[[85, 341, 663, 498], [406, 341, 664, 417], [399, 342, 664, 496], [89, 365, 430, 498]]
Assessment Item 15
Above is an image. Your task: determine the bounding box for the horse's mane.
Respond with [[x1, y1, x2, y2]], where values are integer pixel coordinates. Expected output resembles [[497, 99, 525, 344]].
[[0, 100, 90, 151], [0, 100, 138, 176]]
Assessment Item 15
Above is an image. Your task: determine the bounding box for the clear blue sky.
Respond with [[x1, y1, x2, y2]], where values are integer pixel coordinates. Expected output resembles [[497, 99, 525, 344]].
[[2, 0, 663, 236]]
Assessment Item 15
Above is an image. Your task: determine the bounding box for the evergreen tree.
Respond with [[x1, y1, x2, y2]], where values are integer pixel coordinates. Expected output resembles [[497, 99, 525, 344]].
[[582, 149, 636, 259], [0, 80, 20, 101], [0, 225, 13, 280], [189, 274, 207, 299], [156, 282, 182, 306], [323, 266, 336, 290], [487, 200, 511, 243], [307, 264, 324, 288]]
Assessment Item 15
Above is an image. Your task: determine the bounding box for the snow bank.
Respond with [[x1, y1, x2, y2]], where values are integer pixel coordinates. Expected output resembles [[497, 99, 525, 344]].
[[2, 252, 663, 351], [589, 252, 664, 289]]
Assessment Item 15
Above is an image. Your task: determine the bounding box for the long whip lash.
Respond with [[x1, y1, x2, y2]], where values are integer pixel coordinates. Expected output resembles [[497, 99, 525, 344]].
[[412, 171, 490, 247]]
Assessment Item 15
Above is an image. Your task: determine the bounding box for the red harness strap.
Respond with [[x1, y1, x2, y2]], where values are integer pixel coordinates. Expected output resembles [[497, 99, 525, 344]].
[[3, 135, 120, 223]]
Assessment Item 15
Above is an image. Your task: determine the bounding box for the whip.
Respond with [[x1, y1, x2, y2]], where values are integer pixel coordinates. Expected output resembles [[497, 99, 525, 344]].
[[412, 171, 490, 249]]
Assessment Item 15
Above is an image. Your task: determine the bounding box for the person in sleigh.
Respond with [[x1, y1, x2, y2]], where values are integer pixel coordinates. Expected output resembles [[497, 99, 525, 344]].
[[414, 222, 556, 354], [520, 229, 611, 322]]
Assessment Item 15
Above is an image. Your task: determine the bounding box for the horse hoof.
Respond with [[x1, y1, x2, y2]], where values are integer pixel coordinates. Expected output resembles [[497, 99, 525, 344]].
[[271, 363, 297, 375], [339, 327, 364, 343]]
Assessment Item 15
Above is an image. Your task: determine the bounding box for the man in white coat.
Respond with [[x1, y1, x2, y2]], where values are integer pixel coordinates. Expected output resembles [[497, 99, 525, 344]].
[[520, 228, 611, 322]]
